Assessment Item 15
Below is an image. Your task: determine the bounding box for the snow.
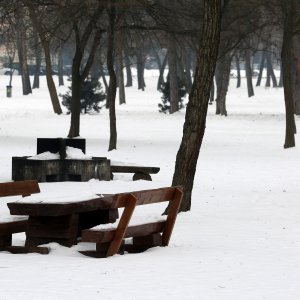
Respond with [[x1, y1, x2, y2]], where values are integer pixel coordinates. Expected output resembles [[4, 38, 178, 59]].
[[65, 146, 92, 160], [13, 192, 102, 204], [91, 215, 168, 231], [28, 151, 60, 160], [0, 72, 300, 299]]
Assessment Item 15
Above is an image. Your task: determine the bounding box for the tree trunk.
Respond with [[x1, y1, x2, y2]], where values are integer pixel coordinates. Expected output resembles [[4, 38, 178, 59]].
[[44, 42, 63, 114], [58, 43, 64, 86], [245, 53, 254, 97], [116, 35, 126, 105], [215, 53, 231, 116], [279, 62, 283, 87], [68, 66, 81, 138], [292, 35, 300, 114], [185, 51, 193, 92], [16, 8, 32, 96], [25, 1, 62, 114], [281, 0, 296, 148], [168, 37, 179, 113], [67, 12, 103, 137], [100, 64, 108, 93], [157, 53, 167, 90], [266, 51, 277, 87], [256, 51, 265, 87], [209, 76, 215, 104], [137, 53, 146, 91], [32, 34, 41, 89], [265, 64, 271, 87], [107, 5, 117, 151], [236, 55, 241, 88], [124, 50, 132, 87], [171, 0, 222, 212]]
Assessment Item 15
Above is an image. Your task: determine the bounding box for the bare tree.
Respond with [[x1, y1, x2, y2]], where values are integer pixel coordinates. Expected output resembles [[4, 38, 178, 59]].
[[172, 0, 223, 211]]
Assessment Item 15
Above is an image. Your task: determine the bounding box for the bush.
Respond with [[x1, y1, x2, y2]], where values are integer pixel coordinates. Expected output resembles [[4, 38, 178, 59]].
[[61, 78, 106, 114], [158, 75, 187, 113]]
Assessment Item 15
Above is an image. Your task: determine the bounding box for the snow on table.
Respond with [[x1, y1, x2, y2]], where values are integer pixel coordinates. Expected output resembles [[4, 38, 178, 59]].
[[12, 192, 103, 204]]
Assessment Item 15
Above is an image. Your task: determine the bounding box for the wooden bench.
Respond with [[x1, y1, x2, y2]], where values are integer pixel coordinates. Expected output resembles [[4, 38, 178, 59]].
[[80, 186, 183, 258], [110, 165, 160, 181], [0, 180, 46, 253]]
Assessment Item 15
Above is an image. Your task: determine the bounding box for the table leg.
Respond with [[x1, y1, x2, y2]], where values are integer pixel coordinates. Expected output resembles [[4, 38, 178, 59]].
[[25, 214, 79, 248]]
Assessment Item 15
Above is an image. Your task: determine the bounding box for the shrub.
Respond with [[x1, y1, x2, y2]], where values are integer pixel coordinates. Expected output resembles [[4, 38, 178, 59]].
[[61, 78, 106, 114]]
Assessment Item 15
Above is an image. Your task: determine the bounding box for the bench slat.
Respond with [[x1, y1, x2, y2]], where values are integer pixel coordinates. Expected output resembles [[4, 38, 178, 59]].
[[0, 180, 40, 197], [82, 220, 166, 244], [113, 187, 177, 208], [0, 219, 28, 235], [110, 165, 160, 174]]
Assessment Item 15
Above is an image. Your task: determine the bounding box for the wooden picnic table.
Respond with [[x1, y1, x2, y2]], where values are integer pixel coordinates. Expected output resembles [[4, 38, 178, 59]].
[[7, 194, 119, 249]]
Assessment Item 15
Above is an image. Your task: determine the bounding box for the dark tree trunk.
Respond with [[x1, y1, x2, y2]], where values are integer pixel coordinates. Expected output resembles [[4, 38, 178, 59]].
[[157, 53, 167, 90], [209, 76, 215, 104], [58, 43, 64, 86], [171, 0, 222, 212], [25, 1, 62, 114], [124, 50, 132, 87], [245, 53, 254, 97], [185, 51, 193, 93], [100, 64, 108, 93], [236, 56, 241, 88], [281, 0, 296, 148], [16, 8, 32, 96], [107, 5, 117, 151], [116, 35, 126, 105], [266, 52, 277, 87], [293, 36, 300, 115], [68, 10, 103, 138], [68, 62, 82, 138], [265, 64, 271, 87], [137, 53, 146, 91], [215, 53, 231, 116], [279, 62, 283, 87], [168, 37, 179, 113], [176, 50, 185, 83], [44, 42, 63, 114], [32, 34, 41, 89], [256, 51, 265, 87]]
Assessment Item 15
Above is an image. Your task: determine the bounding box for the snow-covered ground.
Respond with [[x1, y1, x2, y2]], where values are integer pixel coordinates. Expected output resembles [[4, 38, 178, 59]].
[[0, 71, 300, 300]]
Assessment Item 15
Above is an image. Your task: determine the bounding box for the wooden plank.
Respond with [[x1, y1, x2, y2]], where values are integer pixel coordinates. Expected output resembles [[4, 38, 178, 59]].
[[162, 187, 183, 246], [8, 194, 115, 216], [110, 165, 160, 174], [4, 245, 50, 255], [0, 180, 40, 197], [25, 236, 75, 248], [0, 220, 28, 234], [106, 194, 137, 257], [82, 221, 166, 244], [113, 187, 177, 207]]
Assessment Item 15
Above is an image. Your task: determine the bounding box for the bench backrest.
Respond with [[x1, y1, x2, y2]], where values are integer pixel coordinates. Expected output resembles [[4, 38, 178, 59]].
[[112, 186, 182, 208], [0, 180, 40, 198], [102, 186, 183, 257]]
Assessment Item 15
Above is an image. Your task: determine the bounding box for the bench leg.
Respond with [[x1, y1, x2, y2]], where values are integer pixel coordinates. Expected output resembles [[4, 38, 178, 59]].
[[79, 241, 125, 258], [133, 172, 152, 181], [0, 234, 12, 250], [124, 233, 162, 253]]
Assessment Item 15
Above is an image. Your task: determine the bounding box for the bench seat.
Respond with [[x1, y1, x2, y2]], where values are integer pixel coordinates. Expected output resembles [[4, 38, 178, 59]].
[[110, 165, 160, 181], [0, 180, 40, 252]]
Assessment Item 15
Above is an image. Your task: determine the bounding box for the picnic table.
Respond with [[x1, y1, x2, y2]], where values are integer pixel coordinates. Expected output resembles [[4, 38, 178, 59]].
[[7, 193, 119, 250]]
